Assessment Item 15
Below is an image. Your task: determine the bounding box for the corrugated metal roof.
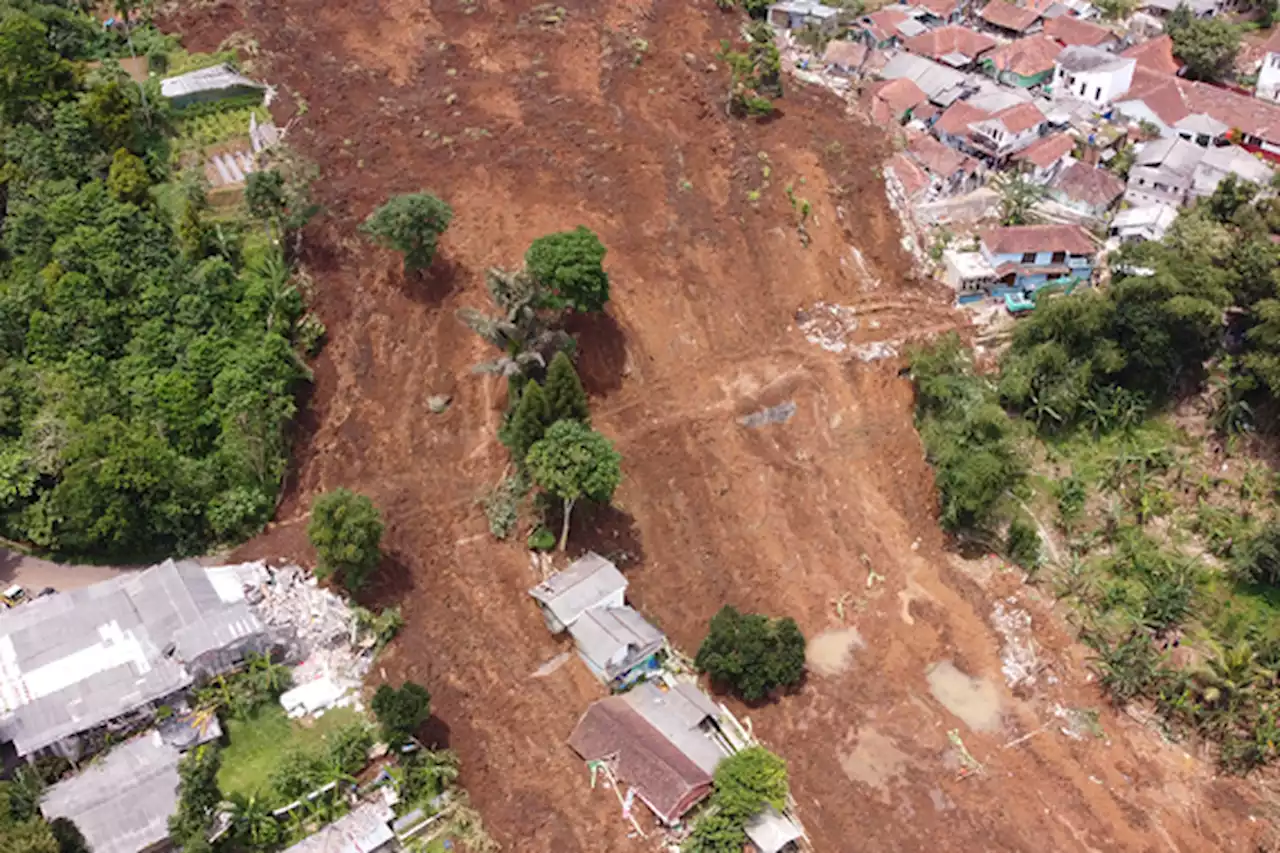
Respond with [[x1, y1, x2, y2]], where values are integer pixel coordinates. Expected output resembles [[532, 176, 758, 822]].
[[41, 733, 181, 853], [528, 553, 626, 627], [622, 681, 727, 774], [569, 606, 664, 680], [280, 800, 395, 853], [160, 64, 263, 99], [745, 806, 804, 853]]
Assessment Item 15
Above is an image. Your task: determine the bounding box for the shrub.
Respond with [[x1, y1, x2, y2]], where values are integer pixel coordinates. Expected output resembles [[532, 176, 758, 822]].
[[525, 226, 610, 313], [372, 682, 432, 746], [1234, 522, 1280, 586], [360, 192, 454, 271], [307, 488, 384, 590], [694, 606, 806, 701], [713, 746, 789, 821], [1006, 515, 1042, 572], [527, 527, 556, 551], [106, 148, 149, 204]]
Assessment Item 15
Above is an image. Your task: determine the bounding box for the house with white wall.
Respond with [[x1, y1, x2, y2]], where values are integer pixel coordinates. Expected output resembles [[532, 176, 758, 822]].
[[967, 101, 1049, 160], [1051, 46, 1135, 107]]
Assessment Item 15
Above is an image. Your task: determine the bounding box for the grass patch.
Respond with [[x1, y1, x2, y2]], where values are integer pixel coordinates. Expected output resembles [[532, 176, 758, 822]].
[[218, 705, 363, 799]]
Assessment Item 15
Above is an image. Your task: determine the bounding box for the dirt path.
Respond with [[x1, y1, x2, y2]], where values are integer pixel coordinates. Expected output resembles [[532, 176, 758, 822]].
[[166, 1, 1271, 850], [0, 549, 136, 593]]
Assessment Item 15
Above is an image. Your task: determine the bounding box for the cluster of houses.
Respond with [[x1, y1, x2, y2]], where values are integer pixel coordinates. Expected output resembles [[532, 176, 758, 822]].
[[771, 0, 1280, 311], [528, 553, 804, 852]]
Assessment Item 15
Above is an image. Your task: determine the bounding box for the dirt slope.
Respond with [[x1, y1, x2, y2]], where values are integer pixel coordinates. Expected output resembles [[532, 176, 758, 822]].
[[169, 0, 1270, 849]]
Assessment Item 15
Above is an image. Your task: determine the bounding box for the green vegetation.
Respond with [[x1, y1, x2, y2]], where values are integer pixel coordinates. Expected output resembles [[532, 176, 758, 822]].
[[194, 652, 293, 719], [360, 192, 454, 271], [169, 745, 223, 853], [684, 747, 790, 853], [717, 21, 782, 117], [526, 419, 622, 551], [217, 705, 364, 799], [992, 172, 1045, 226], [0, 1, 318, 560], [0, 765, 66, 853], [371, 681, 432, 746], [525, 227, 610, 313], [307, 488, 385, 590], [694, 605, 806, 701], [1167, 6, 1240, 81]]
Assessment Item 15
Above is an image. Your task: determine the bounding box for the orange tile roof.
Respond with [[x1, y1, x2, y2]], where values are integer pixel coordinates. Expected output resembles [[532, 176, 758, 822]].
[[904, 25, 998, 62], [887, 152, 931, 198], [864, 78, 930, 118], [1120, 66, 1280, 142], [909, 133, 980, 176], [1044, 16, 1115, 47], [988, 101, 1047, 133], [984, 35, 1063, 77], [1121, 35, 1180, 75], [979, 0, 1042, 33], [917, 0, 964, 16], [1013, 132, 1076, 168], [981, 224, 1095, 255], [1050, 160, 1126, 208], [862, 8, 909, 42], [1263, 26, 1280, 54], [934, 100, 990, 135]]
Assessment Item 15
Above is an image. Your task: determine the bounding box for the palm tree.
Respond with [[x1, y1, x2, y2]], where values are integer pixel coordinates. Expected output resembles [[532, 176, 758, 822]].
[[992, 172, 1045, 226], [227, 792, 280, 850], [243, 653, 293, 704], [457, 268, 571, 379]]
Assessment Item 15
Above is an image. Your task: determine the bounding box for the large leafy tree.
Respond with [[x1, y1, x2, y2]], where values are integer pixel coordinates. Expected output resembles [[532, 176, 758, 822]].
[[713, 746, 789, 820], [543, 350, 590, 424], [525, 226, 611, 313], [168, 746, 222, 852], [360, 192, 454, 271], [307, 488, 385, 590], [694, 606, 806, 701], [372, 681, 432, 746], [525, 419, 622, 550], [1169, 15, 1240, 81], [0, 13, 74, 125]]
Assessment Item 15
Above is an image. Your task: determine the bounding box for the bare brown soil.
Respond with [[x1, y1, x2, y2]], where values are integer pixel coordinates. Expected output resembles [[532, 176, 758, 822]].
[[166, 1, 1271, 849]]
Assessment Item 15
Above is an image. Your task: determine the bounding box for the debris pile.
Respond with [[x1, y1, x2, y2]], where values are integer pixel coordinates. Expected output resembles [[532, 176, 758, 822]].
[[991, 598, 1038, 689]]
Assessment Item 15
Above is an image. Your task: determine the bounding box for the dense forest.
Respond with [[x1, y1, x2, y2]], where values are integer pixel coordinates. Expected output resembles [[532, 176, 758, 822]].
[[0, 1, 316, 558], [910, 177, 1280, 771]]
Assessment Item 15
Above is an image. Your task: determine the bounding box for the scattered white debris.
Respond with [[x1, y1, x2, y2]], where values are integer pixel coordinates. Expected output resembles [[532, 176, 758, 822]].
[[991, 598, 1038, 689]]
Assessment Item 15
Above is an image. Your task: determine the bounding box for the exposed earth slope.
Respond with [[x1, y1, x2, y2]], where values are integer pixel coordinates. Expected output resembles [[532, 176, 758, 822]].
[[169, 0, 1268, 849]]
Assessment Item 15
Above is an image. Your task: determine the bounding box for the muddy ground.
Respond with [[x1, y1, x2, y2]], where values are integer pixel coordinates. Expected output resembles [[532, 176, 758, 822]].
[[166, 0, 1272, 849]]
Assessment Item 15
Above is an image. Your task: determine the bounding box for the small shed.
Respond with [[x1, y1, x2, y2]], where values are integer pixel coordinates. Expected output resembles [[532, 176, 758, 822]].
[[568, 606, 664, 689], [746, 805, 804, 853], [528, 552, 626, 633], [160, 64, 264, 109]]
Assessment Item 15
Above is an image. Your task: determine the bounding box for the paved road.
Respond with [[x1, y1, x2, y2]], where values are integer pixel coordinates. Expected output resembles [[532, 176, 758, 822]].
[[0, 548, 135, 594]]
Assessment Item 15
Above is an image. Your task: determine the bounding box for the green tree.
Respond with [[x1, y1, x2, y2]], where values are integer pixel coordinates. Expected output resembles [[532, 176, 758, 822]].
[[525, 227, 611, 313], [718, 22, 783, 116], [372, 681, 432, 746], [245, 169, 286, 222], [0, 819, 58, 853], [1006, 515, 1042, 572], [694, 606, 807, 701], [106, 148, 149, 204], [360, 192, 453, 271], [502, 379, 553, 464], [0, 14, 74, 125], [1207, 174, 1259, 224], [543, 350, 590, 424], [48, 819, 88, 853], [682, 811, 747, 853], [1235, 523, 1280, 586], [525, 419, 622, 550], [168, 746, 222, 851], [1170, 17, 1240, 81], [227, 792, 280, 850], [307, 488, 385, 590], [993, 172, 1044, 226], [713, 746, 789, 821]]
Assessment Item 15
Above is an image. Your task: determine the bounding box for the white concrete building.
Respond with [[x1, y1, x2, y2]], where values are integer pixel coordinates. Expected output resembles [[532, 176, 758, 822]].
[[1051, 46, 1135, 108]]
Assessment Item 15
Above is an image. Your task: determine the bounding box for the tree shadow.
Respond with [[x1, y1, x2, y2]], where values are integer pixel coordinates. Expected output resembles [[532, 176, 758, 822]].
[[402, 255, 464, 305], [356, 549, 417, 610], [564, 310, 628, 396], [700, 672, 806, 710], [415, 714, 452, 751], [564, 503, 646, 570]]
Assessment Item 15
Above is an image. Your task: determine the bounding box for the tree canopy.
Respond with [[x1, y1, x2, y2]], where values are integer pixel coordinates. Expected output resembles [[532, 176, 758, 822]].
[[372, 681, 432, 746], [360, 192, 454, 271], [307, 488, 385, 590], [1168, 14, 1240, 81], [694, 605, 806, 701], [525, 226, 611, 313], [526, 419, 621, 550]]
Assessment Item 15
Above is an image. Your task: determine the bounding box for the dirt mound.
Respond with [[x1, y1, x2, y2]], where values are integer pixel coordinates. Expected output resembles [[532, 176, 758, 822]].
[[166, 0, 1269, 849]]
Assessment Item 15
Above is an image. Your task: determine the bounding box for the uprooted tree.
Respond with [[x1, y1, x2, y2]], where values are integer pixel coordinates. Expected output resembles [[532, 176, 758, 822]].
[[525, 419, 622, 550], [694, 606, 806, 701], [718, 21, 782, 117]]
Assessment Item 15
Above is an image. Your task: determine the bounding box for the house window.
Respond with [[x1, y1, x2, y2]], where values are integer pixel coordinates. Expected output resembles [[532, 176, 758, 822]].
[[1051, 251, 1066, 263], [1021, 252, 1037, 263], [1079, 82, 1087, 95], [1138, 177, 1146, 185], [1095, 86, 1102, 101], [1154, 182, 1167, 192]]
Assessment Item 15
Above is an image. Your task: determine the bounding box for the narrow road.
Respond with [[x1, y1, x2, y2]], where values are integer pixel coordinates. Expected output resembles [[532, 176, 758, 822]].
[[0, 548, 137, 594]]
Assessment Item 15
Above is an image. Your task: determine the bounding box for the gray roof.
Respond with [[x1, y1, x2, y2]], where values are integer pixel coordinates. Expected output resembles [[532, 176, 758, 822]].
[[770, 0, 841, 17], [1193, 145, 1274, 195], [41, 733, 181, 853], [745, 806, 804, 853], [281, 800, 395, 853], [0, 560, 264, 755], [528, 553, 626, 628], [622, 681, 726, 774], [1175, 113, 1229, 137], [160, 64, 263, 99], [1134, 137, 1204, 176], [898, 18, 929, 38], [569, 606, 664, 680], [880, 52, 969, 105], [1055, 44, 1132, 73]]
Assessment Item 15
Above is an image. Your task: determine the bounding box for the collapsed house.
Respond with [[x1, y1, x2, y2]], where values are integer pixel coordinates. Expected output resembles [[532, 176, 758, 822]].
[[0, 559, 268, 762], [41, 732, 183, 853], [568, 680, 731, 825], [280, 799, 397, 853]]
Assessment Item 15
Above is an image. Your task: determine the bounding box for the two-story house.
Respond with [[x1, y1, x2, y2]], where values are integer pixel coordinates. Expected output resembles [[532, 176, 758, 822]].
[[980, 224, 1096, 290], [1258, 29, 1280, 103], [767, 0, 842, 32], [1124, 136, 1205, 207], [1051, 46, 1135, 107], [967, 101, 1050, 161], [981, 35, 1064, 88]]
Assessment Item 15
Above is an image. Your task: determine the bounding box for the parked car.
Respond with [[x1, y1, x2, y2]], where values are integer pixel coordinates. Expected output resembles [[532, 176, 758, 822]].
[[3, 584, 26, 606], [37, 587, 56, 599]]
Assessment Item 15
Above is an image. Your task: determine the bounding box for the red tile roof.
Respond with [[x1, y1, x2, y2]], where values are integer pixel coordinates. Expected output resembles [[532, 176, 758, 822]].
[[887, 152, 931, 199], [981, 224, 1095, 255], [909, 133, 980, 176], [989, 101, 1047, 133], [934, 100, 990, 135], [917, 0, 964, 16], [1121, 35, 1180, 75], [568, 700, 713, 824], [979, 0, 1042, 33], [1263, 26, 1280, 54], [1050, 160, 1125, 208], [1044, 15, 1115, 47], [862, 8, 909, 42], [824, 39, 868, 70], [1120, 66, 1280, 142], [864, 78, 929, 118], [904, 25, 998, 63], [984, 35, 1063, 77], [1013, 132, 1076, 168]]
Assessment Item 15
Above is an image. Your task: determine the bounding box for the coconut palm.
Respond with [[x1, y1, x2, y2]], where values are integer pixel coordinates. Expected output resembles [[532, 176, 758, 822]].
[[227, 792, 280, 850], [457, 267, 572, 379]]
